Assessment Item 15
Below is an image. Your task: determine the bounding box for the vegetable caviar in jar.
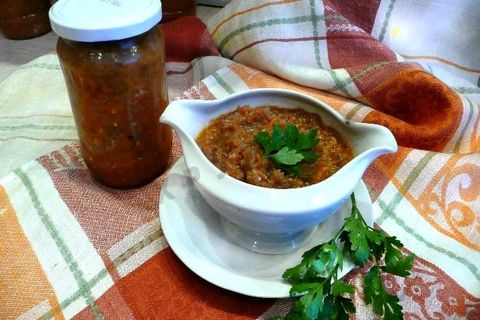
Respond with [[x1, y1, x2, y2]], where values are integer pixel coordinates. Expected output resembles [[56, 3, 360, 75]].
[[50, 0, 172, 188], [162, 0, 196, 22], [0, 0, 51, 40]]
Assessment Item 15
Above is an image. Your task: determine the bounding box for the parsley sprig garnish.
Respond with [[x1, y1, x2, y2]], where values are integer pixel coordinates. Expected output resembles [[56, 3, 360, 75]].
[[275, 194, 414, 320], [254, 124, 319, 176]]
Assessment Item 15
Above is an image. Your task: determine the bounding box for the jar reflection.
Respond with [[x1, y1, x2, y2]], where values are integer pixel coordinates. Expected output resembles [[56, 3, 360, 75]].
[[162, 0, 196, 22], [0, 0, 51, 39]]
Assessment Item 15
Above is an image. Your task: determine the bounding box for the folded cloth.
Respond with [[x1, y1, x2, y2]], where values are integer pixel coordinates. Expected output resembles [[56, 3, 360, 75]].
[[161, 16, 221, 62], [206, 0, 480, 152], [1, 1, 480, 320], [0, 54, 77, 178]]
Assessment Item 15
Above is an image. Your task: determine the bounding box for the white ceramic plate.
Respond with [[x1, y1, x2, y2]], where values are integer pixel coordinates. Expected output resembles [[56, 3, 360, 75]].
[[159, 157, 373, 298]]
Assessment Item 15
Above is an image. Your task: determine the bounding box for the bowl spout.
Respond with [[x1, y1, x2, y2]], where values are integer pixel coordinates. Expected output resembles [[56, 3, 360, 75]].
[[346, 122, 398, 174], [160, 99, 219, 160], [160, 100, 197, 140], [160, 98, 240, 143], [314, 122, 397, 216]]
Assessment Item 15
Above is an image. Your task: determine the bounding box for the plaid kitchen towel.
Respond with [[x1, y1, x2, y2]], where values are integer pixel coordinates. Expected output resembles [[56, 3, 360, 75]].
[[2, 1, 480, 319]]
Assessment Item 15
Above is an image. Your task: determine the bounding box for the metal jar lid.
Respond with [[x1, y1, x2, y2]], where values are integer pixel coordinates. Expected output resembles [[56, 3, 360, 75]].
[[49, 0, 162, 42]]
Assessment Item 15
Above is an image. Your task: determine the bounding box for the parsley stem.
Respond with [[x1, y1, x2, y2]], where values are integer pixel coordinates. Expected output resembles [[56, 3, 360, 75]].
[[332, 225, 344, 242], [329, 194, 359, 244]]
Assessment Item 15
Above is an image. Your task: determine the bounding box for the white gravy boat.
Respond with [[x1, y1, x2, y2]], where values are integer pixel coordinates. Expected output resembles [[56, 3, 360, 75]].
[[160, 89, 397, 254]]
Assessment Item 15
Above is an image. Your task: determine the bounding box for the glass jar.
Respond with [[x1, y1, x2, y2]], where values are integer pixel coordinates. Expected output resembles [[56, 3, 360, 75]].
[[162, 0, 196, 22], [0, 0, 51, 40], [51, 0, 172, 188]]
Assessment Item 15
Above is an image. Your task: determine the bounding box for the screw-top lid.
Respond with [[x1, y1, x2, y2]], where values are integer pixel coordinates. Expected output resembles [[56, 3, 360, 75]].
[[49, 0, 162, 42]]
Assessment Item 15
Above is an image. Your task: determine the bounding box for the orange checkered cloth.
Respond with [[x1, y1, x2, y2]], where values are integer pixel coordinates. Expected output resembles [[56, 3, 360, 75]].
[[1, 1, 480, 319]]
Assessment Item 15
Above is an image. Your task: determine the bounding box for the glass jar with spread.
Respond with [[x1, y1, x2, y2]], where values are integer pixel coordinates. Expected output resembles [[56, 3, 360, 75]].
[[0, 0, 51, 40], [162, 0, 196, 22], [50, 0, 172, 188]]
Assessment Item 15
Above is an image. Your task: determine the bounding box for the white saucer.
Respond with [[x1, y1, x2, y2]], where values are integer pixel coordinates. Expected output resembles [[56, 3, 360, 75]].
[[159, 157, 373, 298]]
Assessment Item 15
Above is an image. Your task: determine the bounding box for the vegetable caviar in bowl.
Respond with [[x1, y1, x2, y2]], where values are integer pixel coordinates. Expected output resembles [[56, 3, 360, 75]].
[[196, 106, 353, 189]]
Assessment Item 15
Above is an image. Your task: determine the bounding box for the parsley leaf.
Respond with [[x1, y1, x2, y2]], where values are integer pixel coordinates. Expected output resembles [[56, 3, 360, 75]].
[[382, 236, 415, 277], [299, 284, 325, 318], [299, 151, 320, 162], [283, 245, 323, 284], [284, 124, 299, 147], [364, 266, 404, 320], [254, 131, 272, 153], [271, 147, 305, 165], [295, 129, 318, 151], [341, 212, 371, 265], [340, 194, 386, 265], [332, 280, 355, 296], [270, 124, 285, 152], [275, 194, 414, 320], [254, 123, 319, 176]]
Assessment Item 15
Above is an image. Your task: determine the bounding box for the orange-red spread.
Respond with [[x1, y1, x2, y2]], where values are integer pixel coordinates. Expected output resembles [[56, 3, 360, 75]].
[[196, 106, 353, 189], [162, 0, 196, 22], [0, 0, 51, 39]]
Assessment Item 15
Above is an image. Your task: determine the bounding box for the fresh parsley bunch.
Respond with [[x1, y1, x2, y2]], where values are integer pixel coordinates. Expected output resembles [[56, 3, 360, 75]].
[[276, 194, 414, 320], [254, 123, 319, 176]]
